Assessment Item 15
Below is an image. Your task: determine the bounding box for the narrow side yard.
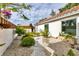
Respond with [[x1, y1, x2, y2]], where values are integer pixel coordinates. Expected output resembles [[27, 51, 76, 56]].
[[2, 37, 46, 56], [2, 38, 33, 56]]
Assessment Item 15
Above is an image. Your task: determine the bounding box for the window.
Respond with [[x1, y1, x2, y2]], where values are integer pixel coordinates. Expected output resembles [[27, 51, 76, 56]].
[[62, 19, 76, 35], [44, 24, 49, 31]]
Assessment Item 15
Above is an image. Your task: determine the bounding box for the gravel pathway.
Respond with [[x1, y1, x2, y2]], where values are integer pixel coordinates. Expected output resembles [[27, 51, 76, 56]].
[[31, 41, 46, 56], [2, 37, 46, 56], [48, 41, 79, 56], [2, 38, 33, 56], [48, 41, 71, 56]]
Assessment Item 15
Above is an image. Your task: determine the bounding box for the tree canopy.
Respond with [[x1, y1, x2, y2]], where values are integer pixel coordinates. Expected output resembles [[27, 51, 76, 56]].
[[59, 3, 79, 12], [50, 10, 55, 16]]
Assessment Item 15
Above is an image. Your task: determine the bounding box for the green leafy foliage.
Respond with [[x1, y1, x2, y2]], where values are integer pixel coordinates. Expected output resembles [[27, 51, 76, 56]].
[[40, 29, 49, 38], [21, 37, 35, 47], [16, 26, 26, 36], [22, 14, 29, 20], [22, 3, 31, 10], [0, 3, 31, 20], [22, 32, 34, 38], [59, 32, 65, 36], [50, 10, 55, 16], [0, 3, 12, 9], [0, 4, 6, 9], [67, 49, 75, 56], [0, 43, 5, 46], [59, 3, 79, 12], [22, 32, 40, 39], [9, 7, 18, 12], [64, 34, 74, 40], [32, 32, 40, 36], [59, 32, 74, 40]]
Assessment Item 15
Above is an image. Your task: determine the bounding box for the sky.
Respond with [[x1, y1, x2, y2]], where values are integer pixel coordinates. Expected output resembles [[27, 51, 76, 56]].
[[9, 3, 66, 25]]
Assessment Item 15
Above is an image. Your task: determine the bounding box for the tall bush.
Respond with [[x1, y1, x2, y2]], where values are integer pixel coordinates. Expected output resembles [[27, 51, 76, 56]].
[[16, 26, 26, 36]]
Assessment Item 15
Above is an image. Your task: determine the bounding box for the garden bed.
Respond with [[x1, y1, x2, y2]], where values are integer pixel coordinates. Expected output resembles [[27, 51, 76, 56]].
[[3, 36, 48, 56], [48, 40, 79, 56], [2, 37, 33, 56]]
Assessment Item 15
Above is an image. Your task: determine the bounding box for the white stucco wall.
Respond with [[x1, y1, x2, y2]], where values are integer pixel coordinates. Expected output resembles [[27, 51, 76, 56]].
[[36, 15, 79, 37], [49, 21, 62, 37], [25, 29, 31, 32], [76, 17, 79, 38], [37, 24, 44, 32], [0, 29, 14, 55], [74, 17, 79, 44], [36, 21, 61, 37], [76, 17, 79, 37]]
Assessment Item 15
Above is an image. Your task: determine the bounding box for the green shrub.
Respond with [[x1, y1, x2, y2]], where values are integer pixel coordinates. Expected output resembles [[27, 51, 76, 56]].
[[59, 32, 65, 36], [31, 32, 40, 36], [59, 32, 74, 40], [16, 26, 26, 36], [64, 34, 74, 40], [22, 32, 35, 40], [67, 49, 75, 56], [40, 29, 49, 38], [22, 32, 40, 38], [22, 32, 34, 38], [21, 37, 35, 47]]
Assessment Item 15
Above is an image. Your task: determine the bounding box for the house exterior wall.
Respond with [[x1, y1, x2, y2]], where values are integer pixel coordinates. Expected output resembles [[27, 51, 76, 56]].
[[25, 29, 32, 32], [48, 16, 78, 37], [49, 21, 62, 37], [37, 24, 44, 32], [76, 17, 79, 38], [75, 17, 79, 44], [0, 29, 14, 55], [35, 15, 79, 39]]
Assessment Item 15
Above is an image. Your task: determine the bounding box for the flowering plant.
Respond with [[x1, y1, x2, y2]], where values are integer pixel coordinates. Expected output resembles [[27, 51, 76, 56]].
[[0, 10, 11, 15], [0, 3, 30, 20], [0, 9, 12, 18]]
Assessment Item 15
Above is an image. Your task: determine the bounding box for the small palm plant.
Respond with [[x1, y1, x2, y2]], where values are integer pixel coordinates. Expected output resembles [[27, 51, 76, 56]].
[[67, 49, 75, 56], [40, 29, 49, 38], [64, 34, 77, 45], [40, 29, 49, 44], [60, 32, 77, 48]]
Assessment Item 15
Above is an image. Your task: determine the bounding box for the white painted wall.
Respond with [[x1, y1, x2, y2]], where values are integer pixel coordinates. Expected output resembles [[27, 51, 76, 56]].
[[49, 21, 62, 37], [74, 17, 79, 44], [36, 15, 79, 37], [35, 21, 61, 37], [35, 26, 38, 32], [25, 29, 31, 32], [37, 24, 44, 32], [76, 17, 79, 38], [0, 29, 14, 55]]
